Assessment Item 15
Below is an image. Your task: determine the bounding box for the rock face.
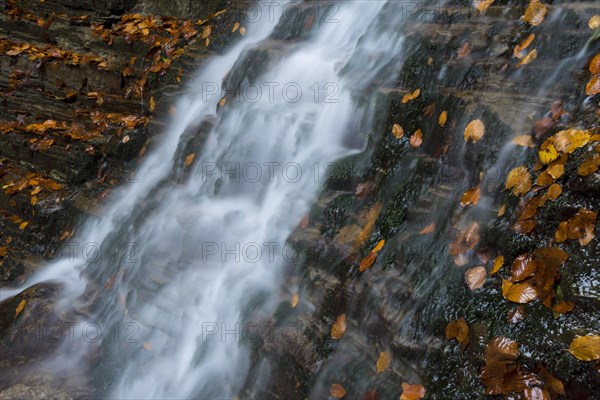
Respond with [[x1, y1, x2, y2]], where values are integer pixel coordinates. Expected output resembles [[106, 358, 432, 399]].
[[0, 0, 242, 285]]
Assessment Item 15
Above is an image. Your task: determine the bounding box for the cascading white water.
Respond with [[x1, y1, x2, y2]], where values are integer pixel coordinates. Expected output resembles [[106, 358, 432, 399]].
[[3, 1, 409, 398]]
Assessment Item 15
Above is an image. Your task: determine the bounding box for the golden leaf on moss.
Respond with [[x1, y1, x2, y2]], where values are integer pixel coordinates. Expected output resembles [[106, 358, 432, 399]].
[[15, 299, 26, 316], [502, 279, 538, 303], [438, 111, 447, 127], [402, 88, 420, 104], [547, 163, 564, 180], [568, 335, 600, 361], [445, 318, 469, 351], [464, 119, 484, 142], [400, 383, 426, 400], [465, 267, 487, 290], [578, 154, 600, 176], [473, 0, 495, 12], [359, 252, 377, 272], [330, 383, 346, 398], [410, 129, 423, 148], [512, 135, 534, 147], [505, 166, 531, 196], [331, 314, 347, 340], [460, 186, 481, 207], [523, 0, 547, 26], [538, 143, 558, 165], [492, 255, 504, 274], [514, 34, 535, 59], [392, 123, 404, 138], [372, 239, 385, 253], [376, 350, 391, 373], [536, 171, 554, 187], [546, 183, 562, 201]]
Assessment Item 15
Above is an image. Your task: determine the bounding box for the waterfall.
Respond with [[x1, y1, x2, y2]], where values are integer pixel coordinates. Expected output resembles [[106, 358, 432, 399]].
[[3, 1, 411, 398]]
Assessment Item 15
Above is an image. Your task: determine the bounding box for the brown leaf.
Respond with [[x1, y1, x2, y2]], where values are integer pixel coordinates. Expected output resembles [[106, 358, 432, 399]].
[[460, 186, 481, 207], [464, 119, 485, 143], [420, 223, 435, 235], [392, 123, 404, 138], [402, 89, 420, 104], [376, 350, 391, 373], [507, 306, 526, 323], [456, 42, 471, 59], [465, 267, 487, 290], [555, 209, 597, 246], [537, 364, 565, 396], [524, 387, 550, 400], [511, 254, 538, 282], [409, 129, 423, 148], [552, 301, 575, 314], [589, 53, 600, 74], [331, 314, 347, 340], [505, 166, 532, 197], [502, 279, 538, 303], [445, 318, 469, 351], [184, 153, 196, 167], [568, 335, 600, 361], [523, 0, 547, 26], [400, 383, 426, 400], [330, 383, 346, 398], [498, 204, 507, 217]]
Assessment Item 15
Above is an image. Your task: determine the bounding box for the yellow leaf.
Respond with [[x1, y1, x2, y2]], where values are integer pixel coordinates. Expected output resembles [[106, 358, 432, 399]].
[[30, 186, 42, 196], [578, 155, 600, 176], [149, 96, 156, 112], [517, 49, 537, 68], [502, 279, 538, 303], [586, 74, 600, 96], [438, 111, 447, 127], [568, 335, 600, 361], [460, 186, 481, 207], [184, 153, 196, 167], [512, 135, 534, 147], [523, 0, 547, 26], [402, 88, 420, 104], [31, 196, 37, 206], [232, 22, 240, 33], [546, 183, 562, 201], [410, 129, 423, 148], [505, 166, 532, 197], [201, 25, 212, 39], [589, 15, 600, 29], [400, 383, 426, 400], [392, 123, 404, 138], [15, 299, 26, 316], [464, 119, 484, 142], [330, 383, 346, 398], [19, 221, 29, 230], [498, 204, 507, 217], [473, 0, 495, 12], [538, 143, 558, 165], [331, 314, 347, 340], [547, 163, 565, 180], [492, 255, 504, 274], [376, 350, 391, 373], [372, 239, 385, 253], [552, 129, 591, 153], [290, 294, 299, 308], [514, 34, 535, 59]]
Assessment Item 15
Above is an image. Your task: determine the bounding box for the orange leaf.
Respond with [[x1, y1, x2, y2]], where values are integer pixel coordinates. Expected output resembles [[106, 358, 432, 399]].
[[420, 223, 435, 235], [290, 294, 299, 308], [464, 119, 484, 142], [502, 279, 538, 303], [359, 252, 377, 272], [376, 350, 391, 373], [400, 383, 426, 400], [460, 186, 481, 207], [392, 123, 404, 138], [438, 111, 447, 127], [445, 318, 469, 351], [402, 88, 420, 104], [15, 299, 26, 316], [410, 129, 423, 148], [330, 383, 346, 398], [184, 153, 196, 167], [523, 0, 547, 26], [331, 314, 347, 340]]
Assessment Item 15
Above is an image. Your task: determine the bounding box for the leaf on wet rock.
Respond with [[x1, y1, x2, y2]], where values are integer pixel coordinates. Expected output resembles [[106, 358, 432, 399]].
[[517, 49, 538, 68], [460, 186, 481, 207], [15, 299, 26, 316], [330, 383, 346, 398], [523, 0, 547, 26], [438, 111, 447, 127], [149, 96, 156, 112], [464, 119, 484, 142], [524, 387, 551, 400], [400, 383, 426, 400], [538, 143, 558, 165], [502, 279, 538, 303], [376, 350, 391, 373], [590, 53, 600, 74], [514, 34, 535, 59], [290, 294, 299, 308], [465, 267, 487, 290], [402, 88, 420, 104], [590, 16, 600, 29], [537, 364, 565, 396], [392, 123, 404, 138], [512, 135, 534, 147], [184, 153, 196, 167], [568, 335, 600, 361], [420, 223, 435, 235], [511, 254, 538, 282], [232, 22, 240, 33], [239, 27, 246, 36], [331, 314, 347, 340], [545, 183, 562, 201], [505, 166, 532, 196], [445, 318, 469, 351], [456, 42, 471, 59], [473, 0, 495, 12], [508, 305, 526, 323], [554, 209, 597, 246], [552, 129, 590, 153], [372, 240, 385, 253], [578, 154, 600, 176], [410, 129, 423, 148], [498, 204, 507, 217], [201, 25, 212, 39], [492, 255, 504, 274], [552, 301, 575, 314], [359, 252, 377, 272], [585, 74, 600, 96]]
